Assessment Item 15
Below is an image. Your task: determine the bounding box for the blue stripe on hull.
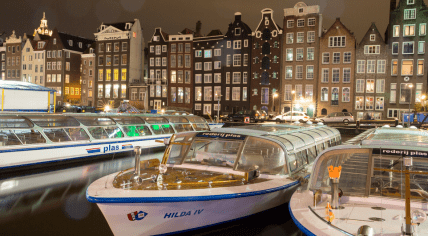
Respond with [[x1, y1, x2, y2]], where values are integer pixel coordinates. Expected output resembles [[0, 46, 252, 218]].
[[87, 176, 309, 203], [288, 203, 316, 236]]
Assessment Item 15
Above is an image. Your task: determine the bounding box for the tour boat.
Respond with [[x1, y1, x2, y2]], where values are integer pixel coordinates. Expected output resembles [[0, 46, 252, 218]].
[[87, 123, 340, 236], [0, 113, 210, 170], [289, 126, 428, 236]]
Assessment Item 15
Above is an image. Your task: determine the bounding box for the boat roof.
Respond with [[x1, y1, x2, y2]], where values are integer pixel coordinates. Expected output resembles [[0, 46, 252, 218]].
[[344, 127, 428, 150], [212, 124, 340, 151], [0, 80, 56, 92]]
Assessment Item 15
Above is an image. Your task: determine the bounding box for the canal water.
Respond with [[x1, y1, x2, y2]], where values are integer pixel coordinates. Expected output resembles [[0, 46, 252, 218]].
[[0, 133, 355, 236]]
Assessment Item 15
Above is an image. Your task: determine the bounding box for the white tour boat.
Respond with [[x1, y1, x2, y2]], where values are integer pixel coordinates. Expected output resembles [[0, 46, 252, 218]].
[[87, 123, 340, 236], [0, 113, 210, 171], [290, 127, 428, 236]]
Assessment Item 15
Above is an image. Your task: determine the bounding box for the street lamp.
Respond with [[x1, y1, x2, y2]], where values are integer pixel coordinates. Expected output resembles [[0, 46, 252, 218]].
[[408, 84, 413, 127], [290, 90, 295, 122], [273, 93, 278, 115], [215, 93, 223, 123]]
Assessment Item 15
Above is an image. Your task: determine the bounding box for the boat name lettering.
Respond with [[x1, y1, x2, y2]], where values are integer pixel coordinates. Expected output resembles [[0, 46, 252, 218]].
[[164, 209, 204, 219], [196, 132, 246, 140], [373, 149, 428, 157], [127, 211, 148, 221], [104, 145, 120, 153]]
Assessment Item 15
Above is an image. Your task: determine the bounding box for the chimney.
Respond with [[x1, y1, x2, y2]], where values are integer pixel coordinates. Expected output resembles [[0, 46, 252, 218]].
[[390, 0, 397, 12], [235, 12, 242, 21], [196, 21, 202, 35]]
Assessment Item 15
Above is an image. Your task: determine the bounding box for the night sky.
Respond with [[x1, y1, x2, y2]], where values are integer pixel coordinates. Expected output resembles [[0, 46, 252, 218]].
[[0, 0, 422, 43]]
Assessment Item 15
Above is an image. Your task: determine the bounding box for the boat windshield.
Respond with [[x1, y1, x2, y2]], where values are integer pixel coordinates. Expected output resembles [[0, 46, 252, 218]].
[[182, 138, 242, 168]]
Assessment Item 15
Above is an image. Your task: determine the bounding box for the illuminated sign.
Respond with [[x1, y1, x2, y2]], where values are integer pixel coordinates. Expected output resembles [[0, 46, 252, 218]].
[[196, 132, 246, 140], [372, 149, 428, 157]]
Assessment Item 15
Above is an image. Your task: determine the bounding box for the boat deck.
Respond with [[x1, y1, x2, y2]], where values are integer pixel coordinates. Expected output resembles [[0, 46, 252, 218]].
[[290, 191, 428, 236]]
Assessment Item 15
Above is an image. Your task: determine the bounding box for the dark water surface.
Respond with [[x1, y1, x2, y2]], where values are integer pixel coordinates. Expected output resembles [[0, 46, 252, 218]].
[[0, 133, 355, 236]]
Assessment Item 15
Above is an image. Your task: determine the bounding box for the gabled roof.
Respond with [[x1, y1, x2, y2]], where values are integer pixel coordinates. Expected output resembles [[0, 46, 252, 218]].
[[57, 31, 94, 53], [358, 22, 385, 45], [180, 28, 194, 35], [101, 21, 136, 31], [161, 31, 169, 40], [207, 29, 223, 36], [322, 18, 354, 38]]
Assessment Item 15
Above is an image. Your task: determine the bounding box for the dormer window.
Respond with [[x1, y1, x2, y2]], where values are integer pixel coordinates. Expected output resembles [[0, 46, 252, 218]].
[[264, 17, 269, 25], [53, 38, 56, 45], [38, 42, 44, 49], [298, 8, 304, 13], [125, 23, 132, 30], [90, 48, 94, 53], [101, 25, 105, 30], [78, 42, 82, 48], [68, 40, 73, 46], [235, 28, 241, 36], [153, 36, 159, 41], [370, 34, 376, 41], [408, 0, 415, 4]]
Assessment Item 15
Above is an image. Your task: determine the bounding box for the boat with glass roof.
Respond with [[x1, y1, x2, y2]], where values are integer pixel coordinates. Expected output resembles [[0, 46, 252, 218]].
[[86, 123, 340, 236], [289, 126, 428, 236], [0, 113, 210, 170]]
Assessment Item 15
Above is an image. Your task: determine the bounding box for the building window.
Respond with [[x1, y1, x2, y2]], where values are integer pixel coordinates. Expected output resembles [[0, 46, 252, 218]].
[[332, 69, 340, 83], [233, 54, 241, 66], [400, 83, 413, 104], [286, 33, 293, 44], [329, 36, 346, 47], [244, 40, 249, 47], [364, 45, 380, 54], [403, 42, 414, 54], [408, 0, 415, 4], [392, 42, 399, 54], [307, 47, 314, 60], [392, 60, 398, 75], [308, 18, 316, 26], [376, 79, 385, 93], [342, 88, 350, 102], [322, 53, 329, 64], [287, 20, 294, 28], [403, 24, 415, 36], [296, 66, 303, 79], [307, 31, 315, 43], [204, 74, 212, 83], [321, 88, 328, 101], [370, 34, 376, 41], [286, 49, 293, 61], [122, 42, 128, 51], [204, 87, 212, 101], [244, 54, 249, 66], [306, 65, 314, 79], [343, 68, 351, 83], [366, 79, 374, 93], [355, 96, 364, 110], [390, 83, 396, 103], [204, 62, 212, 71], [296, 48, 303, 61], [401, 60, 413, 76], [418, 41, 425, 54], [333, 52, 340, 64], [416, 83, 423, 102], [297, 32, 304, 43], [233, 40, 241, 49], [357, 60, 365, 73], [204, 49, 212, 58], [261, 88, 269, 104], [377, 60, 386, 73], [321, 68, 329, 83], [420, 23, 426, 36], [285, 66, 292, 79], [418, 59, 424, 75], [367, 60, 376, 73], [365, 97, 374, 110], [404, 9, 416, 20], [297, 19, 304, 27], [232, 87, 240, 101], [232, 72, 241, 84]]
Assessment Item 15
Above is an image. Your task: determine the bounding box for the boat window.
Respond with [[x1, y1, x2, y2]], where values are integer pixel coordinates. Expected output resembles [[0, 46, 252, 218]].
[[144, 117, 169, 124], [0, 117, 33, 128], [183, 138, 242, 168], [309, 149, 370, 196], [87, 126, 123, 139], [110, 116, 145, 125], [167, 116, 189, 123], [43, 128, 89, 142], [122, 125, 152, 136], [186, 116, 206, 123], [316, 144, 324, 154], [173, 124, 194, 133], [8, 129, 46, 145], [150, 124, 174, 135], [26, 116, 80, 127], [370, 151, 428, 201], [0, 130, 22, 146], [74, 117, 116, 126], [307, 146, 317, 162], [288, 153, 297, 172], [167, 133, 195, 164], [192, 123, 209, 131], [237, 137, 287, 175]]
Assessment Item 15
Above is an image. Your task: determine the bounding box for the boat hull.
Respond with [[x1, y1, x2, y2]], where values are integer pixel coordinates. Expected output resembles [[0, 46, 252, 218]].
[[96, 184, 299, 236], [0, 135, 171, 171]]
